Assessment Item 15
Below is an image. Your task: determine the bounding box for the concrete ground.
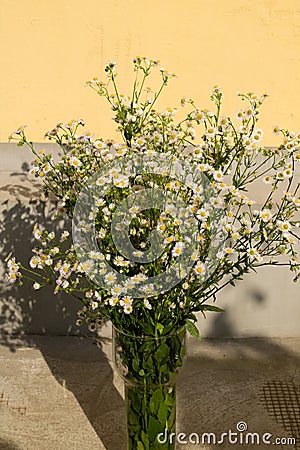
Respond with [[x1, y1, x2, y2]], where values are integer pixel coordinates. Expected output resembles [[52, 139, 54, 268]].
[[0, 333, 299, 450]]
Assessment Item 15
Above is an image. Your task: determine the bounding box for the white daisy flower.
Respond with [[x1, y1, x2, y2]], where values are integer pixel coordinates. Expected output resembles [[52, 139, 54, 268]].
[[5, 270, 20, 283], [114, 256, 125, 266], [191, 251, 198, 262], [197, 208, 209, 221], [260, 209, 273, 222], [60, 230, 70, 242], [213, 170, 224, 182], [133, 250, 144, 258], [33, 224, 43, 240], [219, 116, 229, 128], [90, 301, 99, 310], [30, 256, 40, 268], [115, 146, 127, 156], [144, 299, 152, 310], [252, 129, 263, 142], [193, 110, 206, 122], [96, 198, 106, 207], [105, 272, 117, 284], [114, 177, 129, 188], [194, 261, 206, 275], [69, 156, 82, 168], [109, 297, 119, 306], [283, 168, 293, 178], [248, 247, 262, 261], [123, 305, 133, 314], [277, 220, 291, 232], [284, 235, 295, 244], [205, 127, 217, 139], [164, 236, 175, 244], [96, 176, 109, 186], [111, 285, 123, 296], [89, 251, 103, 260], [172, 242, 185, 258], [263, 176, 272, 184], [244, 107, 255, 118], [120, 296, 133, 307], [129, 206, 140, 215], [243, 135, 253, 149], [276, 171, 285, 180]]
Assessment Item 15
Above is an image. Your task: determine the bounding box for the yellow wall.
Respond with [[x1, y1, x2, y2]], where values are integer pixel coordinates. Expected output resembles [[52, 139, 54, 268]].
[[1, 0, 299, 144]]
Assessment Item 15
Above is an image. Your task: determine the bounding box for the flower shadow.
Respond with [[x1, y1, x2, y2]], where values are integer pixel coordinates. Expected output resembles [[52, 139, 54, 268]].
[[0, 197, 87, 351], [0, 194, 126, 449]]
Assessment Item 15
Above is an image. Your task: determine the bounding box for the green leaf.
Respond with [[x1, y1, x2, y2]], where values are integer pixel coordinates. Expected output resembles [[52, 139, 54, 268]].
[[164, 389, 175, 407], [185, 320, 200, 339], [132, 359, 139, 372], [144, 354, 153, 370], [137, 441, 145, 450], [203, 305, 225, 313], [140, 431, 149, 447], [157, 402, 169, 422], [128, 408, 139, 426], [150, 388, 164, 414], [154, 342, 169, 364], [200, 310, 206, 319], [147, 416, 163, 442], [156, 323, 164, 335]]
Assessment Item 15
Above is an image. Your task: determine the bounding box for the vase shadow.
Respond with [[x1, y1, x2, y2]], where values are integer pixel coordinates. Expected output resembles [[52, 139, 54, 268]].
[[23, 334, 126, 450]]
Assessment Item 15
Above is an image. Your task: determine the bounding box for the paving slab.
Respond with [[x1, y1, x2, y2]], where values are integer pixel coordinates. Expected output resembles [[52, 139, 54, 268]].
[[0, 335, 299, 450]]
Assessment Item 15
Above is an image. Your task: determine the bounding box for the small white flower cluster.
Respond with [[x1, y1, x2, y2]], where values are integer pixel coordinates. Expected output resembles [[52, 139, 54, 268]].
[[5, 256, 21, 284]]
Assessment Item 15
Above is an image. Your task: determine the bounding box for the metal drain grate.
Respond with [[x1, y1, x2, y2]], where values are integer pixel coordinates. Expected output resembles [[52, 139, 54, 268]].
[[259, 380, 300, 449]]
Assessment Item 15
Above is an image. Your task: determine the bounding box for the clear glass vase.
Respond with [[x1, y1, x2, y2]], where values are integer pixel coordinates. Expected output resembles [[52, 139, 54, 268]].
[[113, 325, 186, 450]]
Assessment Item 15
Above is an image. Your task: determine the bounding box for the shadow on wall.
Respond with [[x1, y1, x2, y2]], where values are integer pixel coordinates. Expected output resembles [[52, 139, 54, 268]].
[[0, 192, 92, 352], [0, 173, 127, 448], [206, 285, 267, 338]]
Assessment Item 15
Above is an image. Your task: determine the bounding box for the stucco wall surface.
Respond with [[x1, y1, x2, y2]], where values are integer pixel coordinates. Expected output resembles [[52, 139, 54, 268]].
[[0, 0, 300, 143]]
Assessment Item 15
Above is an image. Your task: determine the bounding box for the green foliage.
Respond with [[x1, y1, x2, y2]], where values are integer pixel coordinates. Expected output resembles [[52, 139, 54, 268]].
[[185, 319, 200, 339], [126, 384, 176, 449]]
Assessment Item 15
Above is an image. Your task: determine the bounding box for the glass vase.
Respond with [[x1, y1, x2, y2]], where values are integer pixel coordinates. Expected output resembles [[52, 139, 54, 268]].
[[113, 325, 186, 450]]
